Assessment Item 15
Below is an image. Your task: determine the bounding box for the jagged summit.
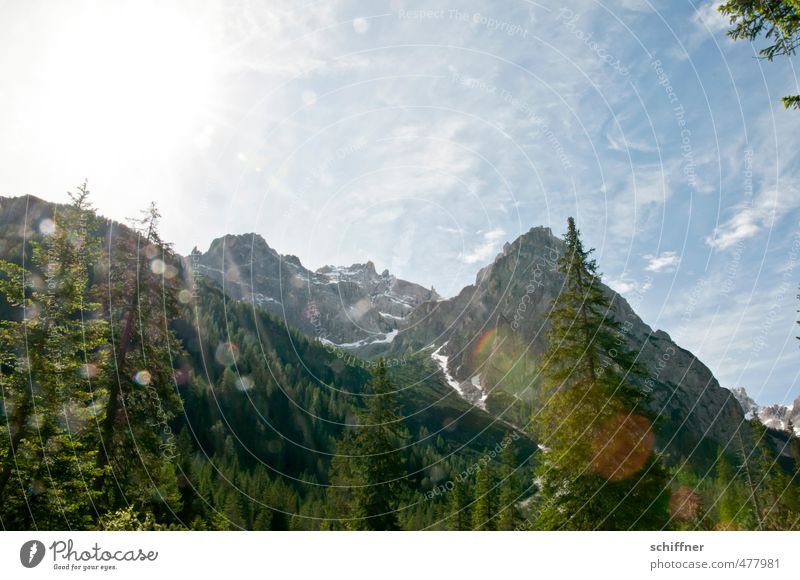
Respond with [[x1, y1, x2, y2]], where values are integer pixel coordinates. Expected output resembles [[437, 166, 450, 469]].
[[732, 387, 799, 433], [194, 233, 437, 345], [383, 224, 746, 457]]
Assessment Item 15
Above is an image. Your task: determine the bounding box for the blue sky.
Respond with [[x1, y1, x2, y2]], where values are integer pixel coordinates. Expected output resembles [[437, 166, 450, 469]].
[[1, 0, 799, 405]]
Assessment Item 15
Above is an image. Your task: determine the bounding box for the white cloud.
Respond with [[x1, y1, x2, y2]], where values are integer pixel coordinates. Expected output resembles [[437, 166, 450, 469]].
[[460, 228, 506, 264], [607, 275, 653, 296], [692, 1, 729, 35], [705, 185, 798, 250], [644, 251, 680, 272]]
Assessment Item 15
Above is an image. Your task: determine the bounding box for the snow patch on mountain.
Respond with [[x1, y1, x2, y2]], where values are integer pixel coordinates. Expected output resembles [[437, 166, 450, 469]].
[[731, 387, 799, 433], [430, 345, 488, 409], [431, 345, 467, 398]]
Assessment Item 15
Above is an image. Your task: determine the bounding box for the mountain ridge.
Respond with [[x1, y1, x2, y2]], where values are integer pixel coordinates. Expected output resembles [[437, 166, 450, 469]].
[[0, 194, 780, 466]]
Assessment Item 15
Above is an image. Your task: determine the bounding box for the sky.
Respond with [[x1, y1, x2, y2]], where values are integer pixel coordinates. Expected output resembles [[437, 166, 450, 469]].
[[1, 0, 799, 406]]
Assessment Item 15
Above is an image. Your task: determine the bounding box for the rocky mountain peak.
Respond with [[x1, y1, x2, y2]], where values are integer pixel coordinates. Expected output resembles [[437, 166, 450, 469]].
[[205, 232, 278, 261], [732, 387, 799, 432], [196, 234, 437, 346], [386, 224, 746, 456]]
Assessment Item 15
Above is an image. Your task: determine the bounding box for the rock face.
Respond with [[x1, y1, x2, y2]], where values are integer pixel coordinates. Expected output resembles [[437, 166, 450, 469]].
[[316, 261, 438, 321], [387, 226, 747, 456], [732, 387, 799, 432], [193, 233, 437, 346]]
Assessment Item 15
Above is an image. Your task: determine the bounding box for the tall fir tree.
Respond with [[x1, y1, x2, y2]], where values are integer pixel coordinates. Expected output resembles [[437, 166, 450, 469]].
[[95, 202, 183, 520], [329, 361, 408, 530], [0, 184, 108, 528], [447, 478, 472, 531], [498, 443, 521, 530], [751, 414, 800, 529], [716, 447, 755, 530], [472, 458, 496, 531], [532, 217, 669, 530]]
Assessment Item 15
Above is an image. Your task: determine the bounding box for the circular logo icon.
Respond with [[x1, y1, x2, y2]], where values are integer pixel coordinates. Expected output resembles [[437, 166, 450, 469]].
[[20, 540, 46, 568]]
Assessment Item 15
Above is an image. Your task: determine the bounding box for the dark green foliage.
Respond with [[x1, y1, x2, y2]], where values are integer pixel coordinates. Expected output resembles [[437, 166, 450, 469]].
[[0, 183, 107, 528], [750, 414, 800, 529], [498, 443, 522, 530], [531, 217, 670, 530], [719, 0, 800, 108], [96, 202, 183, 516], [328, 362, 409, 530], [1, 196, 798, 531], [447, 478, 473, 531], [472, 459, 496, 530]]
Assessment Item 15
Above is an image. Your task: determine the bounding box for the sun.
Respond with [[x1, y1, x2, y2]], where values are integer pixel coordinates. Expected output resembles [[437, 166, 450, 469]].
[[31, 1, 222, 161]]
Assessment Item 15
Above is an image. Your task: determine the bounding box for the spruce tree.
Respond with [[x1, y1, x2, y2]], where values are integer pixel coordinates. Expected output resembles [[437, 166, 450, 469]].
[[498, 443, 520, 530], [751, 415, 800, 529], [447, 478, 472, 531], [532, 217, 669, 530], [329, 361, 408, 530], [0, 184, 108, 528], [716, 448, 754, 530], [95, 202, 183, 519], [472, 458, 496, 530]]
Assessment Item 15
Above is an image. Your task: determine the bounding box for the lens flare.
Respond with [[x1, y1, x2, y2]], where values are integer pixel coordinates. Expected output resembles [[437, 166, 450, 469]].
[[215, 341, 240, 366], [236, 375, 254, 391], [38, 218, 56, 236], [474, 328, 498, 359], [134, 370, 152, 386], [150, 259, 166, 275], [591, 413, 653, 481], [669, 487, 700, 521]]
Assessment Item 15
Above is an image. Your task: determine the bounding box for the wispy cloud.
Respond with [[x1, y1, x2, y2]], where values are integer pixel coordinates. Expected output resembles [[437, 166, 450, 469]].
[[692, 1, 729, 35], [644, 251, 680, 272], [607, 274, 653, 296], [460, 228, 506, 264], [705, 185, 798, 250]]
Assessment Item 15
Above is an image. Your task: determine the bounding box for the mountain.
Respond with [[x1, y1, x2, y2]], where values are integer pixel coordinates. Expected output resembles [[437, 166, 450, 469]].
[[193, 233, 438, 348], [0, 196, 752, 465], [0, 195, 526, 455], [1, 193, 797, 530], [385, 226, 748, 464], [732, 387, 799, 432]]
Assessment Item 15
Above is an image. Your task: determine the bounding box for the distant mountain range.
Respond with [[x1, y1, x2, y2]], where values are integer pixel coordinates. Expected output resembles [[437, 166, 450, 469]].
[[187, 220, 768, 465], [4, 194, 796, 469], [732, 387, 799, 433], [193, 233, 438, 346]]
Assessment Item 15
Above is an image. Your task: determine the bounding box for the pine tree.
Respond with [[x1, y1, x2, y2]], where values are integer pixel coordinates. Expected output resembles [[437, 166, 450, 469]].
[[447, 478, 472, 531], [735, 424, 764, 529], [532, 217, 669, 530], [0, 184, 108, 528], [716, 448, 753, 530], [472, 458, 496, 530], [95, 202, 183, 518], [498, 443, 520, 530], [329, 361, 408, 530], [751, 414, 800, 529]]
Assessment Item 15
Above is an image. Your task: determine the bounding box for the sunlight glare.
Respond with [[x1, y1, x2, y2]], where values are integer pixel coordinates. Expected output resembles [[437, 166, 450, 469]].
[[33, 1, 220, 160]]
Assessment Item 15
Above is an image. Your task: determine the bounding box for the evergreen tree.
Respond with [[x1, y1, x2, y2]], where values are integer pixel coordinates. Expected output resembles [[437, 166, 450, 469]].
[[716, 448, 754, 530], [472, 459, 496, 530], [329, 361, 408, 530], [498, 444, 521, 530], [95, 203, 183, 518], [0, 183, 107, 528], [447, 478, 472, 531], [719, 0, 800, 109], [532, 217, 669, 530], [751, 414, 800, 529]]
